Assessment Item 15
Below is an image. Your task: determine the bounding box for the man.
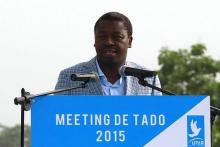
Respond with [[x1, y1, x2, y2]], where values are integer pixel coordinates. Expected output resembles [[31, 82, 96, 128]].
[[55, 12, 162, 95]]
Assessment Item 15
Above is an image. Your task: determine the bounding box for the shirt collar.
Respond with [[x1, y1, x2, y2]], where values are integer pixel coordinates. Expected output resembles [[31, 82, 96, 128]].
[[95, 59, 105, 77], [95, 58, 125, 86], [95, 58, 127, 77]]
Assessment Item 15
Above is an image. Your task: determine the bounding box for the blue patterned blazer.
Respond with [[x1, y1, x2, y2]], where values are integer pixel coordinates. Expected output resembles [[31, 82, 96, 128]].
[[55, 57, 162, 95]]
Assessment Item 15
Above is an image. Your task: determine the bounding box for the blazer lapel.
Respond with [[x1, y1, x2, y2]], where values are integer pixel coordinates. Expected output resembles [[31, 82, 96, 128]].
[[82, 57, 103, 95], [125, 76, 138, 95], [125, 61, 141, 95]]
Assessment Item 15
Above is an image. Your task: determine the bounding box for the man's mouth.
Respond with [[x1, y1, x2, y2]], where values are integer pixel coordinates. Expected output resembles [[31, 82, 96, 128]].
[[102, 49, 117, 55]]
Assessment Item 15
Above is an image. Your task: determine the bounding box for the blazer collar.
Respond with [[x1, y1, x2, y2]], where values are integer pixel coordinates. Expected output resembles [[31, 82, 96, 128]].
[[82, 57, 139, 95]]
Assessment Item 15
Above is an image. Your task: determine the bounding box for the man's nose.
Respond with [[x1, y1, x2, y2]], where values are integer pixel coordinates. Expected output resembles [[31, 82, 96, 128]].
[[105, 36, 115, 46]]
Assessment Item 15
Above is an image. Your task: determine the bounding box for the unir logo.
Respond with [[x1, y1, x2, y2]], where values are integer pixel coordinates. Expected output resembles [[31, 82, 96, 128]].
[[187, 115, 205, 147]]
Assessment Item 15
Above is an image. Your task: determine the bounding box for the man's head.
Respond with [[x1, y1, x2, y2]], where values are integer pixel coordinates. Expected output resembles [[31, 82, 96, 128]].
[[94, 12, 133, 67]]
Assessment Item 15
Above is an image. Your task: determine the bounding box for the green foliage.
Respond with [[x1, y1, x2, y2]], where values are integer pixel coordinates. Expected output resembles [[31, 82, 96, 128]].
[[191, 44, 207, 56], [0, 124, 30, 147], [158, 43, 220, 147]]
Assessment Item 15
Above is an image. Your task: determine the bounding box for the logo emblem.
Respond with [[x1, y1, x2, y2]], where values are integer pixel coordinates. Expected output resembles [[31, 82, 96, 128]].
[[187, 115, 205, 147], [188, 120, 201, 138]]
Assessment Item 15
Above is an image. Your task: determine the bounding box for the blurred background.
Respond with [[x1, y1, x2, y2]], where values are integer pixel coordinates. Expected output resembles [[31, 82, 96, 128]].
[[0, 0, 219, 146]]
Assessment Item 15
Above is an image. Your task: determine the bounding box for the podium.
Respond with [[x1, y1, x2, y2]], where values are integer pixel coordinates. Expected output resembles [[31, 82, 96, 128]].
[[31, 96, 210, 147]]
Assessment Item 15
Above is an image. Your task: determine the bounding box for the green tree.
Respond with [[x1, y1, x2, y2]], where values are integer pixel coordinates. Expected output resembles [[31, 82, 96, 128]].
[[158, 43, 220, 147], [0, 124, 30, 147]]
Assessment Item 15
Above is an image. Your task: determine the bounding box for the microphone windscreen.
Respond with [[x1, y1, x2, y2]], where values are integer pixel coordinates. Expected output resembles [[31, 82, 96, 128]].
[[71, 72, 99, 82], [119, 65, 157, 78]]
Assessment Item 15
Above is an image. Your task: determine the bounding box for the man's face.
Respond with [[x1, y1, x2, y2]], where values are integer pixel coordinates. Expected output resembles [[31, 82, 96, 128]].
[[94, 20, 132, 67]]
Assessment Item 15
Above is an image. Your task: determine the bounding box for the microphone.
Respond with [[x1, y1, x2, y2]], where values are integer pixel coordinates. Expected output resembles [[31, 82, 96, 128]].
[[119, 65, 157, 79], [71, 72, 99, 82]]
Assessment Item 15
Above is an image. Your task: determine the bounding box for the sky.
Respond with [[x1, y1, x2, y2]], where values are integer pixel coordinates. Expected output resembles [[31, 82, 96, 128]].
[[0, 0, 220, 126]]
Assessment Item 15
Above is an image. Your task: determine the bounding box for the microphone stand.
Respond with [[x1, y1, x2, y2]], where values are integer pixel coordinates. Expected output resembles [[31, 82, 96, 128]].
[[138, 78, 220, 147], [14, 81, 88, 147]]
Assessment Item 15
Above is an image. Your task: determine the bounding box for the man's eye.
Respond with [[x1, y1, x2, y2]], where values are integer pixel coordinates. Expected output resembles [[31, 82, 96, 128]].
[[114, 35, 124, 40], [96, 35, 106, 39]]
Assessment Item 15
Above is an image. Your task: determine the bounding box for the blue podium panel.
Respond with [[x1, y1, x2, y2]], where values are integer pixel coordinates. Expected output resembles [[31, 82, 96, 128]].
[[31, 96, 210, 147]]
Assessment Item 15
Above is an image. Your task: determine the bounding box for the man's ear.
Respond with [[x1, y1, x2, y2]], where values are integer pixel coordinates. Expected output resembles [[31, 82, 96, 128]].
[[128, 36, 133, 48]]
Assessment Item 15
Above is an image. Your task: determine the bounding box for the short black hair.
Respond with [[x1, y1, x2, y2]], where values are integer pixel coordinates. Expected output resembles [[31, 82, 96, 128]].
[[94, 12, 133, 36]]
